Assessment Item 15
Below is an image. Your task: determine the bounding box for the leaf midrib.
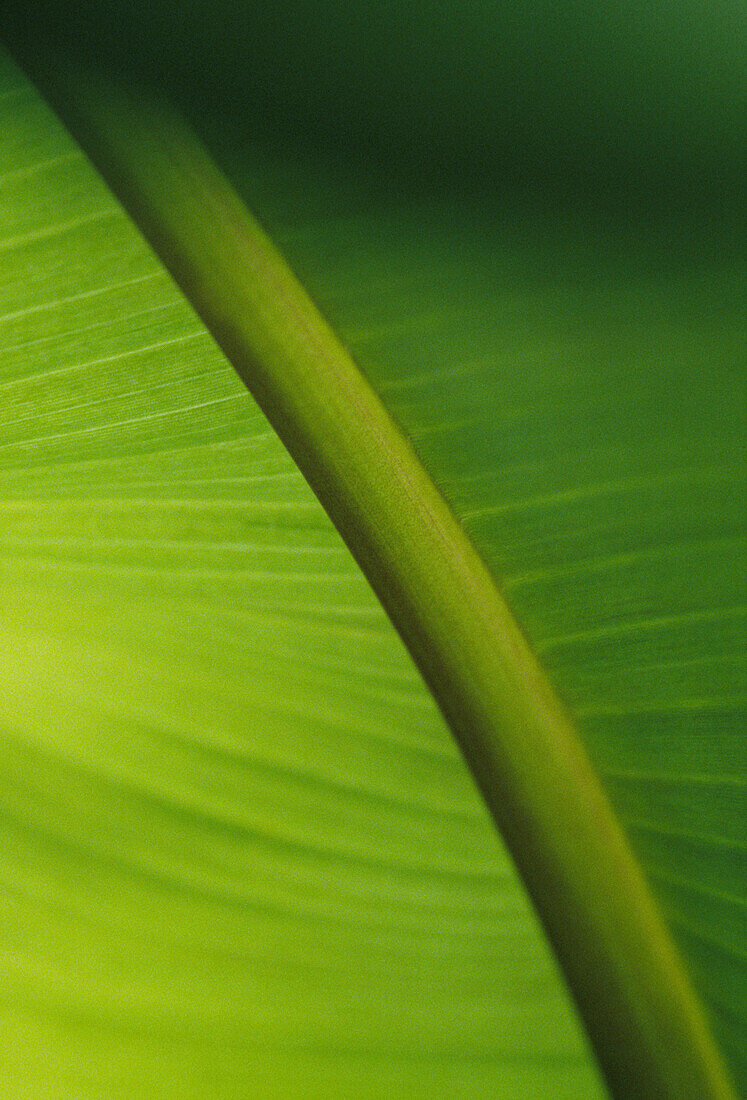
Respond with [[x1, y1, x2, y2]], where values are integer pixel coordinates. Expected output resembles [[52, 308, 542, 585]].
[[8, 51, 736, 1100]]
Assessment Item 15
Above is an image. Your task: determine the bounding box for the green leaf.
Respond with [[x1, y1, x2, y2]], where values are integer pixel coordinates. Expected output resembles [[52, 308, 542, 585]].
[[219, 133, 746, 1092], [0, 0, 744, 1092]]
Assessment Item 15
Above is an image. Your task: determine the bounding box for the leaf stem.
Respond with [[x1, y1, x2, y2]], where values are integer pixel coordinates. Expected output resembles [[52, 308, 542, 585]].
[[19, 57, 736, 1100]]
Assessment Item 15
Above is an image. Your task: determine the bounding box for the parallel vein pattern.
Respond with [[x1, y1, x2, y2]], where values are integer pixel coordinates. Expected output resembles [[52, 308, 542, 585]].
[[0, 52, 602, 1099]]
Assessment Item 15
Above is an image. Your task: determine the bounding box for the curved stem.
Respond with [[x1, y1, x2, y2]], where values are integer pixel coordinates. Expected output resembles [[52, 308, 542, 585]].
[[17, 54, 735, 1100]]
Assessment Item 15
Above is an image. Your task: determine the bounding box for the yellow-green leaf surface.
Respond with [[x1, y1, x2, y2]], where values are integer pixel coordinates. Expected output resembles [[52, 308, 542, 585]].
[[0, 52, 605, 1099]]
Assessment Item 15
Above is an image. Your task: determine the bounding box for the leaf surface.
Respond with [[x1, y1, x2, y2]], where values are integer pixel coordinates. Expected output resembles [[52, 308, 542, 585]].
[[218, 148, 746, 1085], [0, 51, 605, 1099]]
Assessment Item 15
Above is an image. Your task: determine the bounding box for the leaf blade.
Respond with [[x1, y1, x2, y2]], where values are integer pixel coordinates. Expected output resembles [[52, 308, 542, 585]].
[[0, 49, 604, 1100]]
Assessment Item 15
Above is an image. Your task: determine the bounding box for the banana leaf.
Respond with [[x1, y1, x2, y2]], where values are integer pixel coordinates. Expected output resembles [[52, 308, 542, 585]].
[[0, 4, 744, 1097]]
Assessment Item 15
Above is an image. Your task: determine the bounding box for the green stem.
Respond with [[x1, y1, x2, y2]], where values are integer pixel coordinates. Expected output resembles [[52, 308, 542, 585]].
[[20, 57, 735, 1100]]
